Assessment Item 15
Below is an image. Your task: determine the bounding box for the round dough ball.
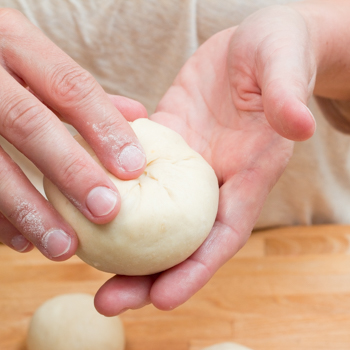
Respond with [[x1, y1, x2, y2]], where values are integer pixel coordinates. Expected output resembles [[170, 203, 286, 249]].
[[26, 293, 124, 350], [44, 119, 219, 275], [202, 343, 253, 350]]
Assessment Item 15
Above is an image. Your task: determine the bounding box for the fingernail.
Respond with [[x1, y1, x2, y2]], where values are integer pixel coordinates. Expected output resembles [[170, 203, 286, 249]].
[[306, 106, 316, 123], [86, 186, 118, 217], [118, 145, 146, 172], [11, 235, 30, 252], [43, 229, 71, 258]]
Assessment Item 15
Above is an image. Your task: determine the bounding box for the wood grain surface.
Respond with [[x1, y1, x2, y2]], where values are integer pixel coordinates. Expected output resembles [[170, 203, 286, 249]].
[[2, 225, 350, 350]]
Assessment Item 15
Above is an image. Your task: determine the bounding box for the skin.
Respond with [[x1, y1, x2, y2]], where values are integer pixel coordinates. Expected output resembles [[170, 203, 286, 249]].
[[0, 9, 147, 259], [3, 1, 350, 315], [95, 1, 350, 315]]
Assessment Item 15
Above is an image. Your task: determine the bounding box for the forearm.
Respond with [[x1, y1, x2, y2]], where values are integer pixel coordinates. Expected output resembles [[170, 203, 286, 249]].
[[289, 0, 350, 100]]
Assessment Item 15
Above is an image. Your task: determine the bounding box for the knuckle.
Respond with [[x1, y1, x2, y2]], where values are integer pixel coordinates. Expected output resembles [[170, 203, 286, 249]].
[[57, 152, 90, 191], [0, 95, 50, 143], [0, 153, 44, 237], [49, 64, 97, 106], [91, 115, 132, 147], [7, 200, 45, 237]]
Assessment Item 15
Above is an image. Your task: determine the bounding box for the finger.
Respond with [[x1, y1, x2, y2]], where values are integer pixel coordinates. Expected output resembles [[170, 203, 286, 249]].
[[25, 86, 68, 123], [0, 213, 33, 253], [255, 9, 316, 141], [0, 147, 77, 260], [26, 90, 148, 125], [150, 221, 238, 310], [262, 65, 316, 142], [107, 94, 148, 122], [150, 156, 291, 310], [0, 69, 122, 224], [94, 275, 155, 317], [1, 9, 146, 180]]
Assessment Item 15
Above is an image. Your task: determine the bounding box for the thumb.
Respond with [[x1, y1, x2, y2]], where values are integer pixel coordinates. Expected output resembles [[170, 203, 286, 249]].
[[262, 74, 316, 141], [230, 5, 317, 141], [256, 8, 317, 141]]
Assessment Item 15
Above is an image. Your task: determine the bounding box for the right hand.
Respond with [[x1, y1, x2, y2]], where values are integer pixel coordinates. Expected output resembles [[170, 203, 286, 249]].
[[94, 5, 317, 316], [0, 9, 147, 260]]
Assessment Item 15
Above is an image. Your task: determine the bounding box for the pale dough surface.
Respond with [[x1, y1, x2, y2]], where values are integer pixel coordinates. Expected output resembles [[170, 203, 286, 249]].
[[26, 293, 124, 350], [202, 343, 253, 350], [44, 119, 219, 275]]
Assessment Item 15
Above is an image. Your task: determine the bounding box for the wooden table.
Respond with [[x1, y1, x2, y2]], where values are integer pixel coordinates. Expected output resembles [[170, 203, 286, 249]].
[[2, 225, 350, 350]]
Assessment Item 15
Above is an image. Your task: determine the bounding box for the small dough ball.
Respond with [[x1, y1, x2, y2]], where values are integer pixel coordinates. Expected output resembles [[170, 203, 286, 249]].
[[202, 343, 253, 350], [44, 119, 219, 275], [26, 293, 124, 350]]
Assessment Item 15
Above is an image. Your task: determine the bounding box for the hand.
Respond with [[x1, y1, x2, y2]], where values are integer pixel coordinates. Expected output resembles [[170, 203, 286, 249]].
[[0, 9, 147, 259], [94, 6, 317, 315]]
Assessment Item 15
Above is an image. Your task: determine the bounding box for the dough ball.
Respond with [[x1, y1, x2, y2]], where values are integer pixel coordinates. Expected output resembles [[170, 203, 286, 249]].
[[44, 119, 219, 275], [201, 343, 253, 350], [26, 293, 124, 350]]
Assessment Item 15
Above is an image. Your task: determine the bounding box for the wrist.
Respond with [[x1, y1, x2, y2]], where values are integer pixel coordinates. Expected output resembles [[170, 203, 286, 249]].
[[288, 1, 350, 100]]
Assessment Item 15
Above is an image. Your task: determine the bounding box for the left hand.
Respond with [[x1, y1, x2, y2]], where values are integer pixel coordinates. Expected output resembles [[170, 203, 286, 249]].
[[95, 5, 317, 315]]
